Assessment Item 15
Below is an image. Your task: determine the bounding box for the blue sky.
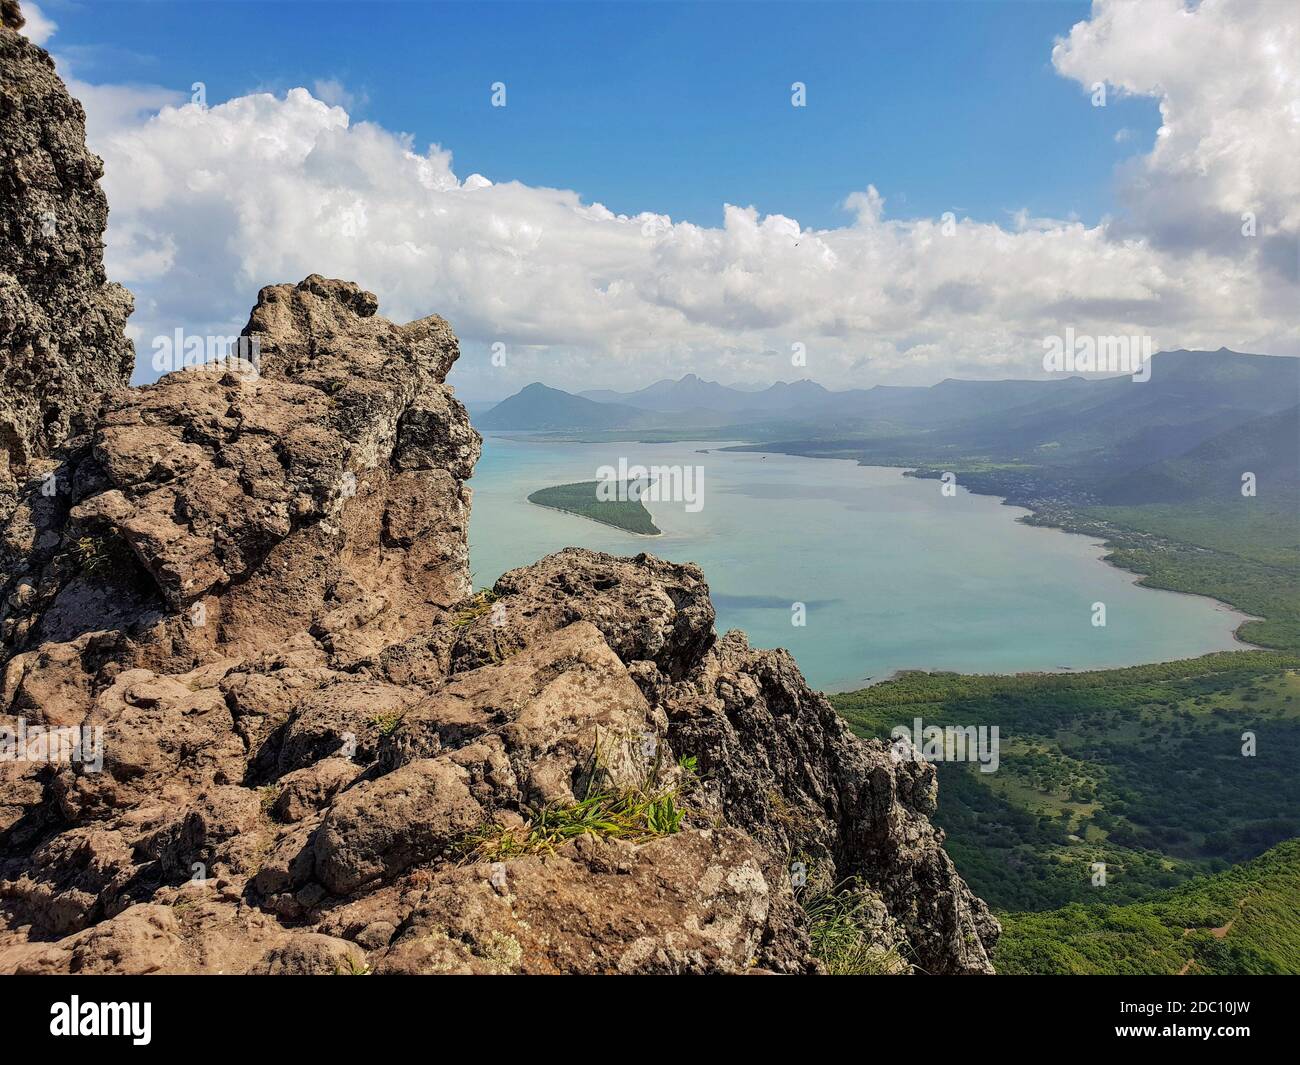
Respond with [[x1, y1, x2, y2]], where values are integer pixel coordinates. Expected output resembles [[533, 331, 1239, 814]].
[[31, 0, 1297, 395], [50, 0, 1157, 230]]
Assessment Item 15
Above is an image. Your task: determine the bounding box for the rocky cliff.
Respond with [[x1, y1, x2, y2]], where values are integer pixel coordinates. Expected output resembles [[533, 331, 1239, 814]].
[[0, 4, 135, 523], [0, 8, 997, 974]]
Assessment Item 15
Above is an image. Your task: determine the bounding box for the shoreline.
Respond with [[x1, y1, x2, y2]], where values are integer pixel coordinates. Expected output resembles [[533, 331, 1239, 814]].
[[712, 446, 1268, 691], [823, 638, 1285, 695], [1001, 496, 1263, 651]]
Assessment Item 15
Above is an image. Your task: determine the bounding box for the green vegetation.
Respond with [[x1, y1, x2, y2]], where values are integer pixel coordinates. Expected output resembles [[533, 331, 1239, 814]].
[[800, 877, 909, 974], [995, 839, 1300, 974], [451, 588, 499, 627], [1068, 500, 1300, 652], [831, 654, 1300, 911], [462, 728, 687, 861], [258, 785, 280, 817], [528, 480, 661, 535], [464, 789, 685, 861], [71, 534, 120, 576], [368, 710, 405, 735], [333, 956, 372, 976]]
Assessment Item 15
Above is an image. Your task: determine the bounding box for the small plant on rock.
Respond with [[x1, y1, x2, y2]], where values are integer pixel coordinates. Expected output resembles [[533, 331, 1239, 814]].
[[800, 876, 911, 975], [368, 710, 404, 735], [451, 588, 499, 627], [70, 534, 117, 576]]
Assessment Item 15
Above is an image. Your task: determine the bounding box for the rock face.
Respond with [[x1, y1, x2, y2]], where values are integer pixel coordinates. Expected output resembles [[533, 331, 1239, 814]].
[[0, 8, 998, 975], [0, 12, 135, 521], [0, 276, 998, 974]]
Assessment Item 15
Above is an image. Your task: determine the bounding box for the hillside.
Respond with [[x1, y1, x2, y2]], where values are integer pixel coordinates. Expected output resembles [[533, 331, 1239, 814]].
[[932, 349, 1298, 472], [831, 655, 1300, 912], [727, 350, 1298, 485], [996, 838, 1300, 975], [477, 382, 656, 430], [1099, 404, 1300, 504]]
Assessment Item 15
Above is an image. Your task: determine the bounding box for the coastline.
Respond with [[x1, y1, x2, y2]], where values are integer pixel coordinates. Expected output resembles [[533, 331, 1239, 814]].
[[824, 631, 1276, 695], [765, 449, 1262, 643], [491, 437, 1269, 690], [704, 447, 1269, 693]]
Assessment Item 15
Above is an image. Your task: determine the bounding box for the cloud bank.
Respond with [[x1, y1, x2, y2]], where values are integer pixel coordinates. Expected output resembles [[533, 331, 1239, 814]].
[[17, 1, 54, 45], [54, 0, 1300, 393]]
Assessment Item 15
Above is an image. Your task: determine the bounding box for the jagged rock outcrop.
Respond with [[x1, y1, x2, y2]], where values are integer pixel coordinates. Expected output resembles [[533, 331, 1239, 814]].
[[0, 8, 134, 522], [0, 10, 997, 974], [0, 273, 997, 973]]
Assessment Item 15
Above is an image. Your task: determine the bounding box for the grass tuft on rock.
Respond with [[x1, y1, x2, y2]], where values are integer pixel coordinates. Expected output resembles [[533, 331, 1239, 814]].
[[465, 789, 685, 862], [801, 877, 910, 975], [71, 534, 118, 576], [451, 588, 499, 627]]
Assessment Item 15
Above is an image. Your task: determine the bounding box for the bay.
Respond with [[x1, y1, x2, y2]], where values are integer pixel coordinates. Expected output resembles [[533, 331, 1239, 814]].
[[467, 434, 1252, 692]]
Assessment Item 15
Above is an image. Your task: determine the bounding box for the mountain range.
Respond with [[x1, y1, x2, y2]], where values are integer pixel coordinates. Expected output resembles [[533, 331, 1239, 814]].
[[476, 351, 1300, 506], [483, 351, 1298, 433]]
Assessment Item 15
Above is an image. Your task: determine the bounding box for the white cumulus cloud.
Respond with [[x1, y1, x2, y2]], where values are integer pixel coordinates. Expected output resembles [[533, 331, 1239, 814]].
[[1053, 0, 1299, 297], [18, 1, 55, 45], [64, 0, 1299, 395]]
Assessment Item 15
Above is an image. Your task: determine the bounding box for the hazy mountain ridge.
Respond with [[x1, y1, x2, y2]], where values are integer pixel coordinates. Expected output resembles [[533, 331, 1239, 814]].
[[1099, 404, 1300, 504], [482, 350, 1299, 517], [486, 350, 1298, 448], [477, 382, 651, 430]]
